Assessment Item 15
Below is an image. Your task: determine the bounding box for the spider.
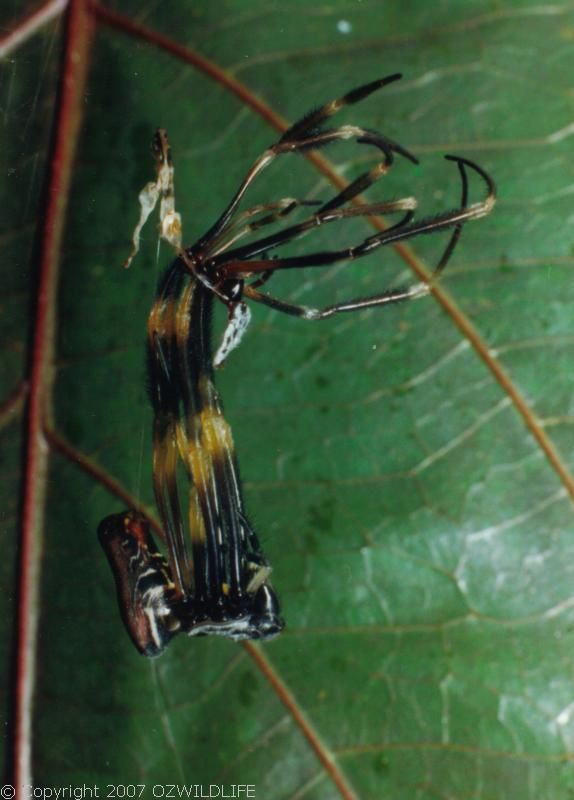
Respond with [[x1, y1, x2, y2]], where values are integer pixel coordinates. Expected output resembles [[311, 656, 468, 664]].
[[99, 74, 495, 657]]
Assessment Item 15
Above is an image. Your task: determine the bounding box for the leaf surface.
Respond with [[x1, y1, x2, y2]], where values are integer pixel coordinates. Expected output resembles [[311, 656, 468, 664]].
[[2, 1, 574, 798]]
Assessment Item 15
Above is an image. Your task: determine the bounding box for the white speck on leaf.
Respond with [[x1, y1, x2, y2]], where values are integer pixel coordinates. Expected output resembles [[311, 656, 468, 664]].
[[337, 19, 352, 34]]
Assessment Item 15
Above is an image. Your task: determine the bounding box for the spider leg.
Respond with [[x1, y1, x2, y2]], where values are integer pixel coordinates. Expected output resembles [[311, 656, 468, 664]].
[[280, 74, 402, 141], [208, 198, 321, 258], [279, 74, 416, 166], [430, 154, 470, 280], [192, 75, 414, 253], [146, 261, 194, 594], [234, 156, 495, 320], [276, 124, 415, 166], [148, 345, 192, 593], [206, 105, 424, 270], [249, 272, 274, 290], [317, 159, 394, 215], [217, 156, 494, 281], [237, 200, 415, 301], [210, 193, 417, 269], [242, 282, 426, 319]]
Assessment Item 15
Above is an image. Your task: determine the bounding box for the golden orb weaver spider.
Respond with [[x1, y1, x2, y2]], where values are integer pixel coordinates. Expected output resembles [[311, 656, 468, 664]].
[[99, 74, 495, 656]]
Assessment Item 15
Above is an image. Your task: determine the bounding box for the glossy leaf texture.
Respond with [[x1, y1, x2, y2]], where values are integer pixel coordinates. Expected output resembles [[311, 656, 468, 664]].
[[2, 1, 574, 797]]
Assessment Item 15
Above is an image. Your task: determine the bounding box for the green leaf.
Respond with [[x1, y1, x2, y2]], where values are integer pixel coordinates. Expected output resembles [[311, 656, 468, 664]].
[[3, 1, 574, 797]]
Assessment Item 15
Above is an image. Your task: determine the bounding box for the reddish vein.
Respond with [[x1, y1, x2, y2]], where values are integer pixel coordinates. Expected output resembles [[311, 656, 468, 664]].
[[91, 2, 574, 502], [91, 2, 288, 132], [0, 381, 28, 432], [14, 0, 93, 788], [244, 642, 358, 800], [46, 427, 164, 538]]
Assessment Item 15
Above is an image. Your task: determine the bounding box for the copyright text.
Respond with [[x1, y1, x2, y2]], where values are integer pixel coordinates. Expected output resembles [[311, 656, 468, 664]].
[[1, 787, 256, 800]]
